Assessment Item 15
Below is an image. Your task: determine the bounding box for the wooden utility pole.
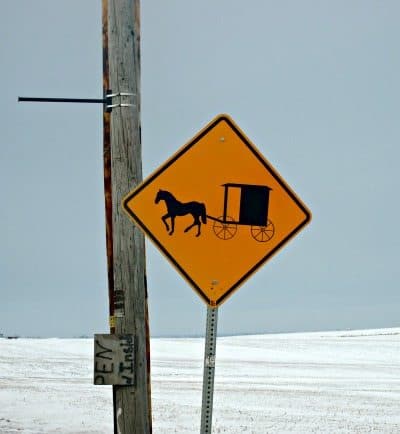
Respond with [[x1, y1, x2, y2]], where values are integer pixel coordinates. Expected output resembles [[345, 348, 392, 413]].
[[102, 1, 152, 433]]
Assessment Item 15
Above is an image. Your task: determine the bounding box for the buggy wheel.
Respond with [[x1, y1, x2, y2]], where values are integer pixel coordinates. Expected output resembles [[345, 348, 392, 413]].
[[251, 220, 275, 242], [213, 216, 237, 240]]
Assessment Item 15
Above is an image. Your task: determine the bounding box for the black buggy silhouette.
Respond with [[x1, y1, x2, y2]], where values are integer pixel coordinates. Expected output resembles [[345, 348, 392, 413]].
[[207, 183, 275, 242]]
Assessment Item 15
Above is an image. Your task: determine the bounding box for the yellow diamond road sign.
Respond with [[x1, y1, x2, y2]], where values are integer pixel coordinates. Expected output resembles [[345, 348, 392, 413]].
[[123, 114, 311, 307]]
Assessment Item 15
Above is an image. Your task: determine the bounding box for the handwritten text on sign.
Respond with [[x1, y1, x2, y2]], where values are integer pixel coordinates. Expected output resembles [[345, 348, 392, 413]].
[[93, 334, 135, 385]]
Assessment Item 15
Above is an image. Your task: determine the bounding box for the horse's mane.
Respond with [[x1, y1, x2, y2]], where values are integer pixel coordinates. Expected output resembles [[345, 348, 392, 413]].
[[159, 190, 175, 201]]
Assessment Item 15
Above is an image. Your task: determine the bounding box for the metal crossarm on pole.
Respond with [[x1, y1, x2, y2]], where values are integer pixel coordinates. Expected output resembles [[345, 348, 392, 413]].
[[17, 91, 135, 112], [18, 96, 106, 104], [200, 306, 218, 434]]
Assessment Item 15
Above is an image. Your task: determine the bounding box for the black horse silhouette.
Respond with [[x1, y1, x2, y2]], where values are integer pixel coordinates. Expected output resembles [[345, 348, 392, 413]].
[[155, 190, 207, 237]]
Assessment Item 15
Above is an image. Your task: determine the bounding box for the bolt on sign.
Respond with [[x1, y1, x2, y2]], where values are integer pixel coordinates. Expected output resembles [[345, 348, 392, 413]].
[[123, 115, 311, 307]]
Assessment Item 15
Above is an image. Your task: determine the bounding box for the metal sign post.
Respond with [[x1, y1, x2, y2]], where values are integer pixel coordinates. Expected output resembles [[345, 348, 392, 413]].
[[200, 306, 219, 434]]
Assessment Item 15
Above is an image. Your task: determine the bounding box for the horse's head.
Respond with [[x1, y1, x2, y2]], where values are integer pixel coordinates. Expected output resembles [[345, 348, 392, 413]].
[[155, 189, 164, 204], [155, 189, 173, 204]]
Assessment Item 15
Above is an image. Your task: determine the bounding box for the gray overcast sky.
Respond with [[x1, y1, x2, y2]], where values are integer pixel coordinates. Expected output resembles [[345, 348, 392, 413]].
[[1, 1, 399, 337]]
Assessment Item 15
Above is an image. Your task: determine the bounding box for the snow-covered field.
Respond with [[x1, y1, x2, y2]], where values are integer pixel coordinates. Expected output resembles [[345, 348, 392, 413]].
[[0, 328, 399, 433]]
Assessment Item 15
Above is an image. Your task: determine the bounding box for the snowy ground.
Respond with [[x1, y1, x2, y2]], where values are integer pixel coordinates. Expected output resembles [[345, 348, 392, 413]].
[[0, 328, 399, 433]]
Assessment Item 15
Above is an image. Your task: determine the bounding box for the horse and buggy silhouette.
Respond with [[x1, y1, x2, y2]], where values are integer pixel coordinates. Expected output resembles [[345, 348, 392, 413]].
[[155, 183, 275, 242]]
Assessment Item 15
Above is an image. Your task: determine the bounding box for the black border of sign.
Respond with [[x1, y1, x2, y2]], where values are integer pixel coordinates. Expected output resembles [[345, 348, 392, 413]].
[[122, 114, 311, 306]]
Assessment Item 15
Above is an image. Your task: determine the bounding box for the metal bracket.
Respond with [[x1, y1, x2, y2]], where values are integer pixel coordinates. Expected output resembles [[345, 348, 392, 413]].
[[105, 91, 136, 111], [18, 89, 136, 113]]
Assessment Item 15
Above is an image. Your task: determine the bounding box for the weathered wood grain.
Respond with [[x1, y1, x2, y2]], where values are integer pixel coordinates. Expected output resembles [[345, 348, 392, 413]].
[[104, 0, 152, 432]]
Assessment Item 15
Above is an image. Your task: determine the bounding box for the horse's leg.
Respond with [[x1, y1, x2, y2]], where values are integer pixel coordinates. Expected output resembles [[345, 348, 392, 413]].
[[184, 222, 195, 233], [161, 213, 170, 232], [184, 215, 201, 237], [169, 216, 175, 235], [195, 218, 201, 237]]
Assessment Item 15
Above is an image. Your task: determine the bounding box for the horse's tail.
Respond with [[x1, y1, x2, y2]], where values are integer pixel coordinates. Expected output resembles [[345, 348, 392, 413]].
[[201, 203, 207, 224]]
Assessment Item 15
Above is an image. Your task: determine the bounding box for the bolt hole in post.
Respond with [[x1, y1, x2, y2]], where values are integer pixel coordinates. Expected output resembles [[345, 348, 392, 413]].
[[200, 306, 218, 434]]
